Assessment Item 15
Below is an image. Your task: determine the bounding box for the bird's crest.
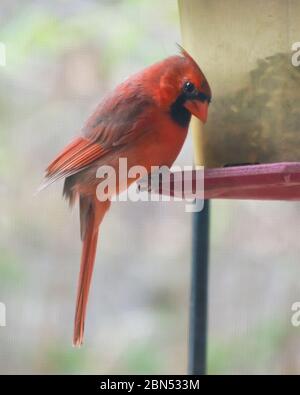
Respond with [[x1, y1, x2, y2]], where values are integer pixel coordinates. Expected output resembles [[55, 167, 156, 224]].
[[176, 43, 199, 68]]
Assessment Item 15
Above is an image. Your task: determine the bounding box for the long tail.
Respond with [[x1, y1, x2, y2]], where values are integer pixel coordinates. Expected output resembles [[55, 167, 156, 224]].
[[73, 197, 110, 347]]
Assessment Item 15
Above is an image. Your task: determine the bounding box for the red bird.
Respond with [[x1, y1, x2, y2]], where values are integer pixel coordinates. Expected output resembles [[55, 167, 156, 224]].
[[42, 48, 211, 346]]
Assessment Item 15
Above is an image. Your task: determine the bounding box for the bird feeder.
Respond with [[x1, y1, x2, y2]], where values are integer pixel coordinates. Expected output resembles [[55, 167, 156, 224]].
[[177, 0, 300, 374]]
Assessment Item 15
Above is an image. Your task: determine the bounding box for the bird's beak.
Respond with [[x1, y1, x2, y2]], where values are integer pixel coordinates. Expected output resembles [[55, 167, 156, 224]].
[[184, 100, 209, 124]]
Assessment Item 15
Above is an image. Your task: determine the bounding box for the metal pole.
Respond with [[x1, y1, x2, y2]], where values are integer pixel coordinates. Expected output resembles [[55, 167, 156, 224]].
[[188, 200, 210, 375]]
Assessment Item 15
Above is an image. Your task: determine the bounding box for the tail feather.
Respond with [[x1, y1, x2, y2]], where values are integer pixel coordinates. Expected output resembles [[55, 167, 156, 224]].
[[73, 198, 110, 347]]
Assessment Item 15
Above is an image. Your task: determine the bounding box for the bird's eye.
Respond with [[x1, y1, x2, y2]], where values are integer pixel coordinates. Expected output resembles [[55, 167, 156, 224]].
[[183, 81, 195, 94]]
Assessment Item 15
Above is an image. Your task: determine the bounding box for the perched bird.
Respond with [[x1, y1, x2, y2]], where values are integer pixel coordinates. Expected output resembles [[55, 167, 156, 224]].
[[41, 47, 211, 346]]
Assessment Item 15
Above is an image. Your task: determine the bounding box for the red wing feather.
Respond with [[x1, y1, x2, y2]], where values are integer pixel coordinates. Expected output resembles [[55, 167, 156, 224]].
[[40, 137, 106, 190], [41, 82, 153, 192]]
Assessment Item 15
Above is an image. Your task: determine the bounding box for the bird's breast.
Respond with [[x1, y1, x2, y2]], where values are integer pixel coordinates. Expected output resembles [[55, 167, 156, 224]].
[[127, 114, 188, 170], [76, 113, 189, 198]]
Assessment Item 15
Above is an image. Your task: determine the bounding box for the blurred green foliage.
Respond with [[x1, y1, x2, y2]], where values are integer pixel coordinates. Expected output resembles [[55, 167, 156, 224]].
[[208, 320, 288, 374], [0, 248, 23, 286], [120, 341, 163, 373], [43, 343, 88, 374], [0, 0, 178, 75]]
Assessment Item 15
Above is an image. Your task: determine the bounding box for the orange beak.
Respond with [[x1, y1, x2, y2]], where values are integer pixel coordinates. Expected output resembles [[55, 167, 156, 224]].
[[184, 100, 209, 123]]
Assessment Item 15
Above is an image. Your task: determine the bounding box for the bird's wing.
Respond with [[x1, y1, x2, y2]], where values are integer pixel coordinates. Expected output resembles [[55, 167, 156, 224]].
[[40, 89, 154, 190], [83, 86, 154, 146]]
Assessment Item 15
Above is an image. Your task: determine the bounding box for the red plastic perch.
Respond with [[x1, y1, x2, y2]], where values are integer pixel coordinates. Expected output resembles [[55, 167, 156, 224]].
[[139, 162, 300, 201]]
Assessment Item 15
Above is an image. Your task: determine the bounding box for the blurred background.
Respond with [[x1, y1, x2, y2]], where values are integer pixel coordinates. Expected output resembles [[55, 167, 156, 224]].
[[0, 0, 299, 374]]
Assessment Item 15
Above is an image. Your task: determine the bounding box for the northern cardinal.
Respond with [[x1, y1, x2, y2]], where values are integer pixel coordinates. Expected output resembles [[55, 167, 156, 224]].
[[42, 47, 211, 346]]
